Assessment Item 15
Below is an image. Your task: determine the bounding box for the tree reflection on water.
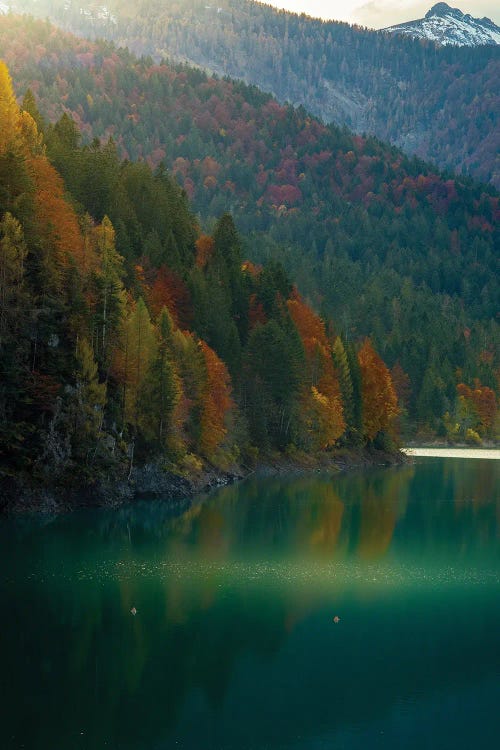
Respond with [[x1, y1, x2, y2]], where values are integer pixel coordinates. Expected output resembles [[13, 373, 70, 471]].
[[0, 458, 498, 749]]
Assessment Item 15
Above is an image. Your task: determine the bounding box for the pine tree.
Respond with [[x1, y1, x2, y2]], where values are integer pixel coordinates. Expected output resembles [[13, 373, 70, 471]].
[[344, 339, 363, 434], [0, 212, 31, 465], [71, 337, 107, 460], [18, 111, 45, 157], [21, 89, 45, 134], [92, 216, 126, 369], [244, 319, 304, 449], [332, 336, 354, 426], [415, 365, 447, 433], [113, 298, 157, 436], [212, 213, 247, 341], [0, 212, 27, 347], [138, 307, 180, 452]]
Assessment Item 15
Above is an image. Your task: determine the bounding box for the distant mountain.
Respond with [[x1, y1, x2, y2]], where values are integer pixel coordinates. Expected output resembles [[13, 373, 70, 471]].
[[8, 0, 500, 189], [1, 13, 498, 436], [384, 3, 500, 47]]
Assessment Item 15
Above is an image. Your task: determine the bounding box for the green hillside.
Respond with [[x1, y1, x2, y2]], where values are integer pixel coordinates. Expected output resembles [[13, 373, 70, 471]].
[[0, 14, 498, 440], [11, 0, 500, 188]]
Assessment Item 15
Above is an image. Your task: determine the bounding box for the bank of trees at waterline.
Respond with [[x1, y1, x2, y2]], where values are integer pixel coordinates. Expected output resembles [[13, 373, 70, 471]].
[[2, 14, 499, 442], [0, 61, 407, 489], [3, 64, 498, 497]]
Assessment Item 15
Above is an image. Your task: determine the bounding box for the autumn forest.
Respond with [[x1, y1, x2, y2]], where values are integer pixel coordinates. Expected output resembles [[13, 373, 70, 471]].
[[0, 8, 498, 750], [0, 10, 498, 506], [0, 56, 404, 504]]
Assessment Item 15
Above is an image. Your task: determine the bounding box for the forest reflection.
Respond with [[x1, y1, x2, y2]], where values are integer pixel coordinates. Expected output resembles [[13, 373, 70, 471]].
[[1, 459, 498, 750], [94, 465, 415, 562], [90, 458, 497, 563]]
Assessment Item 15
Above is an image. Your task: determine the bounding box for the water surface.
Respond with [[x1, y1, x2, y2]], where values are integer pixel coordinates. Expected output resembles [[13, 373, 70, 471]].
[[0, 458, 499, 749]]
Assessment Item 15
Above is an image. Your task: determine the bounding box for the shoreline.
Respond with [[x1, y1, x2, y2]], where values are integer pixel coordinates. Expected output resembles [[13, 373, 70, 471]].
[[0, 446, 406, 516], [402, 447, 500, 460]]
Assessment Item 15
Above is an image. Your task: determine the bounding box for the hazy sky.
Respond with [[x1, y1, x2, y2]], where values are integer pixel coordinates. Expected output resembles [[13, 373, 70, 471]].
[[264, 1, 500, 28]]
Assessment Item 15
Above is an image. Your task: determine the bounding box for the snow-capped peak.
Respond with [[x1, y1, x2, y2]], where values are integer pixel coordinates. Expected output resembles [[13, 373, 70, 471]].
[[383, 3, 500, 46]]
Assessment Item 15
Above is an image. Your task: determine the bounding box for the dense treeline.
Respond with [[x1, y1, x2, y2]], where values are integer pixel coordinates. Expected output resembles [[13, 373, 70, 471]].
[[0, 60, 403, 491], [0, 17, 500, 435], [12, 0, 500, 188], [1, 15, 498, 440]]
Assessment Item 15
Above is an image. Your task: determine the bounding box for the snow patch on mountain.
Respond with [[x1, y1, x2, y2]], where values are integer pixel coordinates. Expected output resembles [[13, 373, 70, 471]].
[[3, 1, 117, 23], [383, 3, 500, 46], [75, 4, 116, 23]]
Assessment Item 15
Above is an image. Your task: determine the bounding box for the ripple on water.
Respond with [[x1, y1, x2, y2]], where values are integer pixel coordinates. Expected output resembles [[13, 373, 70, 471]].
[[14, 559, 499, 590]]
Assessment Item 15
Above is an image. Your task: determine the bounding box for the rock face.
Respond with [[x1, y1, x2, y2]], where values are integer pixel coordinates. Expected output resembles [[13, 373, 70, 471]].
[[0, 463, 245, 515], [383, 3, 500, 46]]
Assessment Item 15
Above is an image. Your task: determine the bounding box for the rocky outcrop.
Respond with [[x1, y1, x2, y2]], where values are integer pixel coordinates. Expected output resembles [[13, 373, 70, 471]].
[[0, 462, 246, 515], [0, 448, 404, 515]]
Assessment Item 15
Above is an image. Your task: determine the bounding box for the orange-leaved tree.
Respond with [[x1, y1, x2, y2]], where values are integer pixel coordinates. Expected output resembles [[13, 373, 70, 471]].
[[287, 289, 344, 448], [146, 265, 192, 328], [457, 380, 497, 438], [195, 234, 215, 269], [358, 338, 398, 442], [198, 340, 233, 459], [30, 156, 85, 284]]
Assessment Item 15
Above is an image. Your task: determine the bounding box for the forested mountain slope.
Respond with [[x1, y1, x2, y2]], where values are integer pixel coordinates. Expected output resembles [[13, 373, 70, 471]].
[[0, 14, 498, 441], [10, 0, 500, 188], [1, 55, 406, 502]]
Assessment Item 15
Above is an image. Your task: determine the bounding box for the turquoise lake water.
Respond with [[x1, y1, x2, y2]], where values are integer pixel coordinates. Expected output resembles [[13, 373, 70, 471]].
[[0, 457, 499, 749]]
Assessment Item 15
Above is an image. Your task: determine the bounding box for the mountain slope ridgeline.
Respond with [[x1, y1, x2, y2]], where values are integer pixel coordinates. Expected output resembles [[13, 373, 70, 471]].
[[0, 14, 498, 444], [9, 0, 500, 189]]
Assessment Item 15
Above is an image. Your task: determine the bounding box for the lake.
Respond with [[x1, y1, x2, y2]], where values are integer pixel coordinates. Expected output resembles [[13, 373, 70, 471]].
[[1, 457, 499, 749]]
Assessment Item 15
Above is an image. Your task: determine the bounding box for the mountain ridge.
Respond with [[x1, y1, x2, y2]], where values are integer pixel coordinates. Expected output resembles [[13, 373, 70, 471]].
[[8, 0, 500, 189], [384, 3, 500, 46], [1, 12, 498, 438], [2, 54, 404, 496]]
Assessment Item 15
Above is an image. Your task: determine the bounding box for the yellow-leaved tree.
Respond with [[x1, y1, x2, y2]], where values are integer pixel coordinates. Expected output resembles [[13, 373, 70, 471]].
[[0, 60, 20, 154], [113, 297, 157, 435]]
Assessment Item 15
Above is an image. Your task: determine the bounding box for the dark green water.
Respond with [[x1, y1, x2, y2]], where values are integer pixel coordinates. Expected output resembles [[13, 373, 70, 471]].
[[1, 458, 499, 750]]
